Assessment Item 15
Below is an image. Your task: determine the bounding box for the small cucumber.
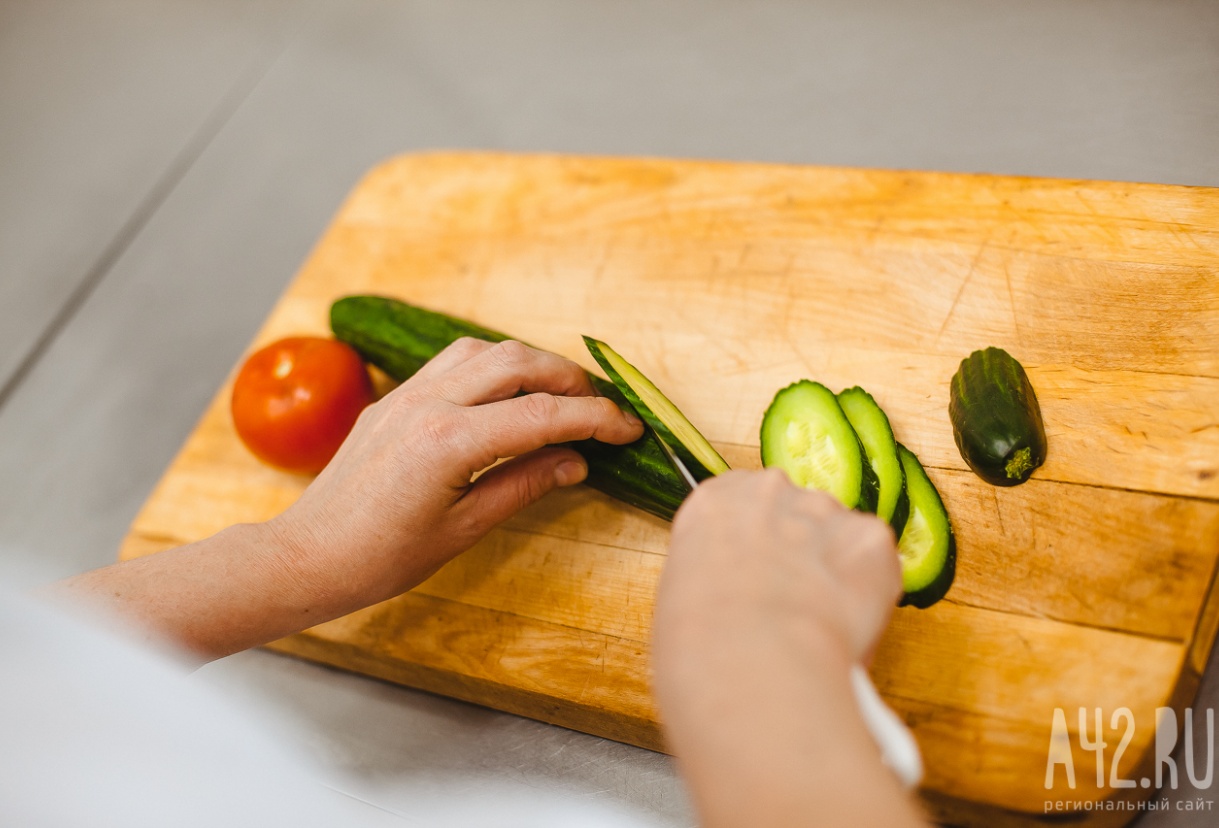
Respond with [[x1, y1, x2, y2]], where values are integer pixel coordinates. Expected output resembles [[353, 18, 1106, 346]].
[[583, 336, 729, 482], [837, 386, 909, 535], [760, 380, 880, 512], [949, 347, 1047, 486], [896, 444, 955, 609]]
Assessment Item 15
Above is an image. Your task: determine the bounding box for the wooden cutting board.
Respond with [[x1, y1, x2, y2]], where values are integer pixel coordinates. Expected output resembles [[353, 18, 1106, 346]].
[[120, 152, 1219, 826]]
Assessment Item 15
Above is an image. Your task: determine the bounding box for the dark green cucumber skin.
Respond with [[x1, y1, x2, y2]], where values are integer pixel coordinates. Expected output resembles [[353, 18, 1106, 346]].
[[330, 295, 690, 521], [899, 541, 956, 609], [896, 443, 956, 610], [760, 380, 880, 514], [902, 546, 955, 604], [583, 336, 727, 482], [333, 294, 513, 378], [949, 347, 1047, 487], [889, 484, 910, 540]]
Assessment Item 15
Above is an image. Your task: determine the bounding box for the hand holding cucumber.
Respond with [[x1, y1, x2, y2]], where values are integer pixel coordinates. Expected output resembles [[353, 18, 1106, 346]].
[[266, 337, 645, 612], [651, 470, 926, 828], [51, 336, 644, 660]]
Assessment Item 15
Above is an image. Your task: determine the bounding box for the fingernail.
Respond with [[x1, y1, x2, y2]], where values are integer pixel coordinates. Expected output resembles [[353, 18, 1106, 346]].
[[623, 409, 643, 426], [555, 460, 587, 487]]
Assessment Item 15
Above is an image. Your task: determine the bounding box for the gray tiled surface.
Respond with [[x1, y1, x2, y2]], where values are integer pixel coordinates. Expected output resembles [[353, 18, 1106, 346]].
[[0, 0, 301, 395], [2, 1, 1217, 824]]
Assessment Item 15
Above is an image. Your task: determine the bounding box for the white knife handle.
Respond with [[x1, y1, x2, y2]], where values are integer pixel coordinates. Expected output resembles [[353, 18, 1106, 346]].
[[850, 665, 923, 789]]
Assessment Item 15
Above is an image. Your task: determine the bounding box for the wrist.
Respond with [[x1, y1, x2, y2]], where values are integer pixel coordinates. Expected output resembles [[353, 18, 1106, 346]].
[[249, 518, 351, 623], [792, 612, 860, 674], [656, 621, 873, 823]]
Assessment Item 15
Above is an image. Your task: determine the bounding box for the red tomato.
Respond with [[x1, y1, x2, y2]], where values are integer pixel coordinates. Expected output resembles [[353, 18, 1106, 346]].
[[231, 337, 373, 474]]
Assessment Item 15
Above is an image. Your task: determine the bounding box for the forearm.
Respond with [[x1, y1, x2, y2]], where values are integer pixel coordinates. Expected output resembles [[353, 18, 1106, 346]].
[[41, 522, 343, 662], [660, 630, 926, 828], [37, 340, 641, 664]]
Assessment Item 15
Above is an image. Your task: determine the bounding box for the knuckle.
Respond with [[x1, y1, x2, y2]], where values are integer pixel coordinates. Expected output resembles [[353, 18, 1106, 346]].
[[561, 358, 592, 386], [595, 396, 623, 420], [419, 406, 465, 452], [490, 339, 530, 368], [449, 507, 487, 543], [844, 517, 901, 585], [448, 336, 485, 358], [797, 487, 841, 517], [760, 467, 794, 492], [520, 392, 562, 424], [855, 516, 896, 553], [390, 385, 433, 414], [385, 387, 420, 413], [516, 467, 552, 506]]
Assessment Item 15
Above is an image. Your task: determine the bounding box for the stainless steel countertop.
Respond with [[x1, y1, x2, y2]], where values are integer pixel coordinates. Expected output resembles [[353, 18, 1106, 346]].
[[2, 2, 1217, 824]]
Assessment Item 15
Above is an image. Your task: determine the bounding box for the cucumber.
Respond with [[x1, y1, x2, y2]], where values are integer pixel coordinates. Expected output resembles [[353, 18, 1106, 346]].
[[330, 295, 691, 521], [760, 380, 880, 512], [896, 444, 955, 608], [949, 347, 1047, 486], [583, 336, 729, 482], [837, 386, 909, 535], [332, 294, 512, 378]]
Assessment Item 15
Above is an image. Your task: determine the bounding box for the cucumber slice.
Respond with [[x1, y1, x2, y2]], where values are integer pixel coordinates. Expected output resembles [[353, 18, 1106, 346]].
[[760, 380, 880, 512], [583, 336, 730, 481], [896, 444, 956, 609], [837, 386, 910, 535]]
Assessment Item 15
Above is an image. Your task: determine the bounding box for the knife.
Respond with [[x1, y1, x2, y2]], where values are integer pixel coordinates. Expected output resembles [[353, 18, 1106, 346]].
[[655, 436, 924, 790]]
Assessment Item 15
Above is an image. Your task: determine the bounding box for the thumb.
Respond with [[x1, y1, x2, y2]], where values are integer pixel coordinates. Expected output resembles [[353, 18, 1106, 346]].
[[456, 446, 588, 536]]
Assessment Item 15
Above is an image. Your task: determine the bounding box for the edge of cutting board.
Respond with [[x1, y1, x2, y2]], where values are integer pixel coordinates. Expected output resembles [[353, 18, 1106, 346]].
[[120, 151, 1219, 827]]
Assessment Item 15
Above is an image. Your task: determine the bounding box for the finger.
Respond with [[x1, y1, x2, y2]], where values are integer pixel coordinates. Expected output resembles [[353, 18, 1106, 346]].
[[453, 447, 587, 537], [411, 337, 496, 383], [672, 468, 787, 541], [788, 485, 845, 520], [427, 340, 601, 406], [457, 392, 642, 471], [831, 517, 901, 597], [828, 517, 903, 655]]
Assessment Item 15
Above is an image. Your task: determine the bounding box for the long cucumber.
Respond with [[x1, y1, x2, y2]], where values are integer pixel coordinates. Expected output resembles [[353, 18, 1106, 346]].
[[330, 295, 690, 520]]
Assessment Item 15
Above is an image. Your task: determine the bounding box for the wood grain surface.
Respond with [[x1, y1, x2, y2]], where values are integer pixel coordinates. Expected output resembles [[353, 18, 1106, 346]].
[[120, 153, 1219, 826]]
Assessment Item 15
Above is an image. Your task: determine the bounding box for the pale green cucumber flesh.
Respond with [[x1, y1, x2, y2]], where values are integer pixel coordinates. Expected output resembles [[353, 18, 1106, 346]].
[[837, 386, 909, 534], [760, 381, 879, 512], [583, 336, 729, 482], [896, 443, 955, 608]]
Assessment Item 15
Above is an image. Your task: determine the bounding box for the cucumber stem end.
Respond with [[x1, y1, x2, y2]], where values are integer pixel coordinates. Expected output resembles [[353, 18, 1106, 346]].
[[1005, 446, 1035, 481]]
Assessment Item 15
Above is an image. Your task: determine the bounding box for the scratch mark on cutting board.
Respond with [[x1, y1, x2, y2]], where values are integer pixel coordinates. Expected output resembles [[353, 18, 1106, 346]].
[[1013, 630, 1034, 655], [990, 486, 1006, 537], [936, 241, 987, 344], [1004, 263, 1023, 347], [588, 239, 616, 297]]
